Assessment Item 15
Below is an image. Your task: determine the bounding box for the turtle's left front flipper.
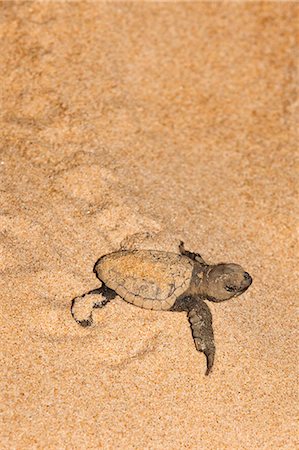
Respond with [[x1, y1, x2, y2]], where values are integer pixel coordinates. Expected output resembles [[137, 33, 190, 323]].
[[187, 300, 215, 375]]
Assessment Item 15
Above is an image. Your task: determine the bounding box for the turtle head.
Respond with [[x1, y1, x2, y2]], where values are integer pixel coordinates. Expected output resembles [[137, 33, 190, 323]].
[[204, 263, 252, 302]]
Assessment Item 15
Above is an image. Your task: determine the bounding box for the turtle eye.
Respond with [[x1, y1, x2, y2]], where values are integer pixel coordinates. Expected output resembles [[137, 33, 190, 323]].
[[225, 286, 235, 292]]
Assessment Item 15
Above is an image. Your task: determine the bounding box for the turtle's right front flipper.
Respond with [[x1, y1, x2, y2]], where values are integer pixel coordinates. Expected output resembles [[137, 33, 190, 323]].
[[187, 300, 215, 375]]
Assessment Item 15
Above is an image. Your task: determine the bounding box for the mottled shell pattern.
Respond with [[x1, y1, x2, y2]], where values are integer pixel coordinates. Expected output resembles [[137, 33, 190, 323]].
[[94, 250, 194, 311]]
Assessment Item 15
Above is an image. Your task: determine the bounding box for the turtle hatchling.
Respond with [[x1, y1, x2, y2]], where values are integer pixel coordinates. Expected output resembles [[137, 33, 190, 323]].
[[71, 242, 252, 375]]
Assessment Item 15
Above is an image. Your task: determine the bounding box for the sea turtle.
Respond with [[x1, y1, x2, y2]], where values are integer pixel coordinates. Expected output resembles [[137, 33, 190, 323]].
[[71, 241, 252, 375]]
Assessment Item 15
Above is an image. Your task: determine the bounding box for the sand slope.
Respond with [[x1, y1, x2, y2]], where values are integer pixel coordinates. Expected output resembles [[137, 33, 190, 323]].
[[1, 2, 298, 449]]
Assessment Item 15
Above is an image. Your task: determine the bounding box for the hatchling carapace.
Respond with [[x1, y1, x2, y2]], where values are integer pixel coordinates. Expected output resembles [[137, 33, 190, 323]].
[[71, 241, 252, 375]]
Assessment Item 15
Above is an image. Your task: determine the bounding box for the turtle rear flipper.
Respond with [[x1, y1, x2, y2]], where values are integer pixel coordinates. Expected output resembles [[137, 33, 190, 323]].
[[71, 285, 116, 327], [187, 300, 215, 375]]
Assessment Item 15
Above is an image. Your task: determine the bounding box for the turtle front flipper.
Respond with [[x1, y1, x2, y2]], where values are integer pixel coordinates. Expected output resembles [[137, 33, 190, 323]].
[[179, 241, 206, 265], [187, 300, 215, 375], [71, 285, 116, 327]]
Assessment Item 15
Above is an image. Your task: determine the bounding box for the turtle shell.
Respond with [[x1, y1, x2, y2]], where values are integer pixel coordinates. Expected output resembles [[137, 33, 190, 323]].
[[94, 250, 194, 310]]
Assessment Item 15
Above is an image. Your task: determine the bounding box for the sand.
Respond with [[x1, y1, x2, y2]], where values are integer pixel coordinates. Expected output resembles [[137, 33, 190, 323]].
[[1, 2, 298, 449]]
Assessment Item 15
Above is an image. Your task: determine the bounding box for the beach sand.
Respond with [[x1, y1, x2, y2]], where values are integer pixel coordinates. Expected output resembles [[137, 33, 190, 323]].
[[1, 2, 298, 449]]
